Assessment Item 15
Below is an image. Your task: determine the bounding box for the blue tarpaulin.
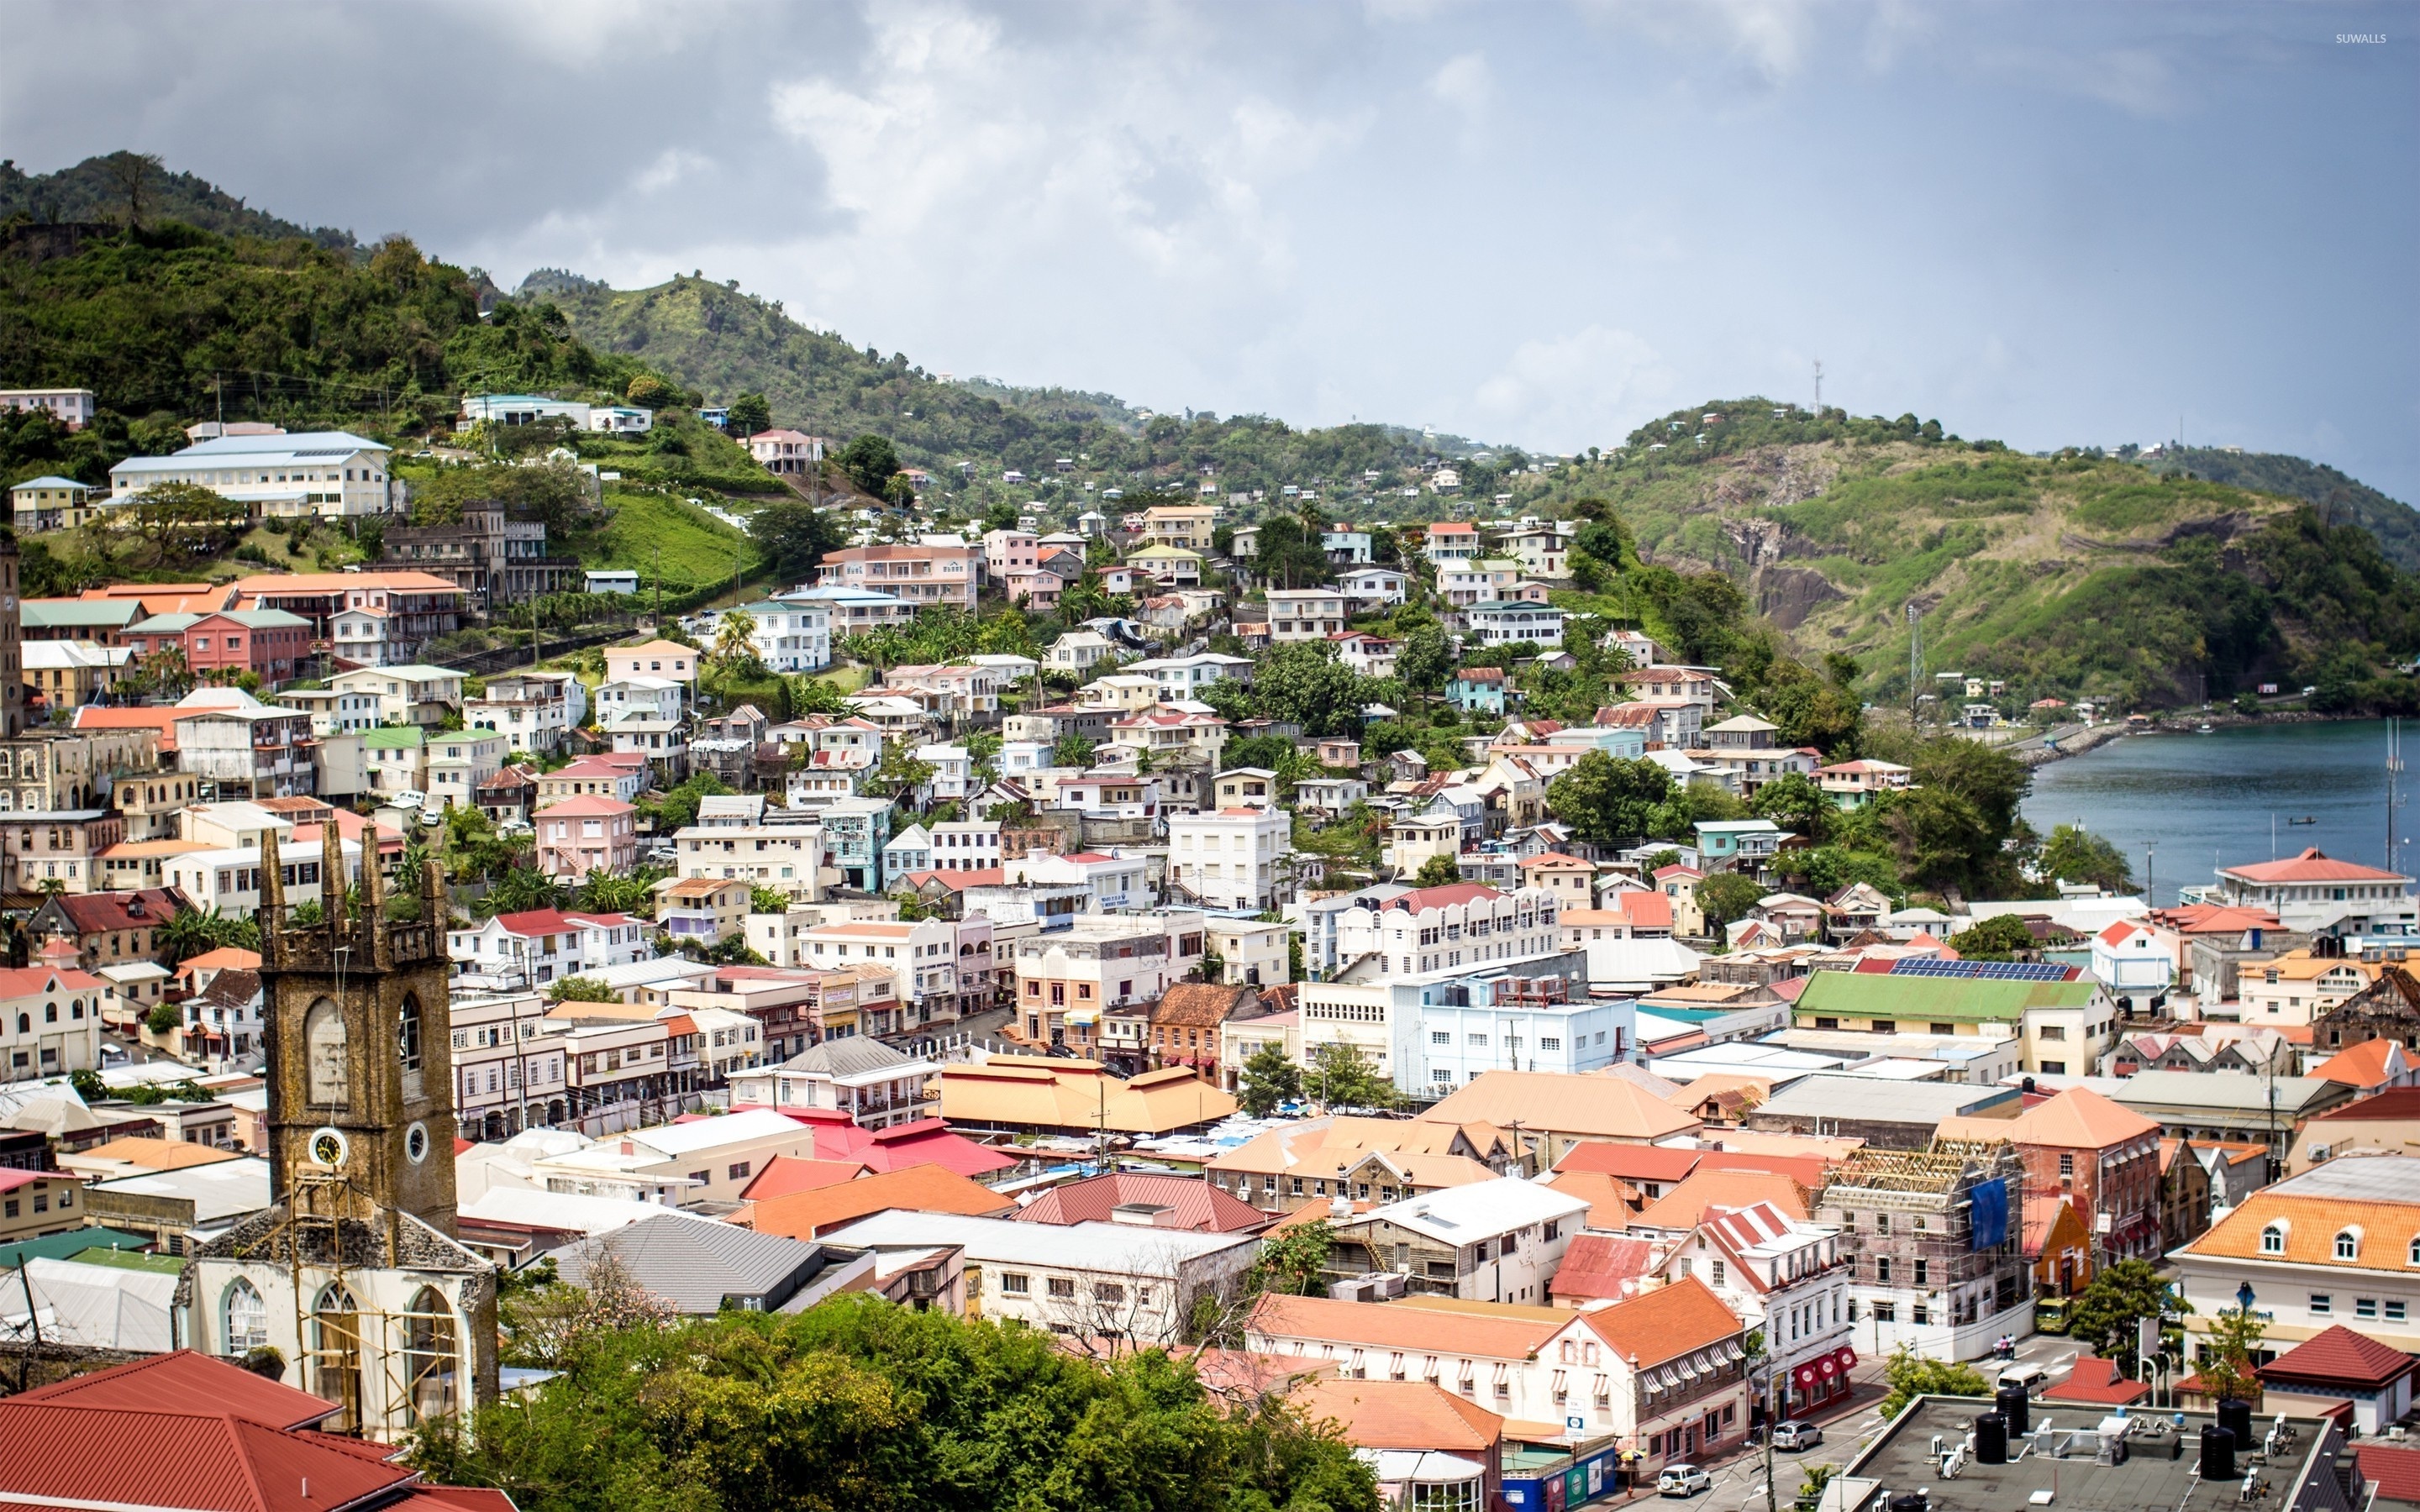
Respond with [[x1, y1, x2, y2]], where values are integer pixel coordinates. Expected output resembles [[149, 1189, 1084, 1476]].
[[1970, 1178, 2009, 1250]]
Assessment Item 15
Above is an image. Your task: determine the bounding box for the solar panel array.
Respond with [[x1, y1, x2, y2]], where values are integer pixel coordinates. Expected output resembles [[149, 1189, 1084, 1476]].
[[1888, 957, 2078, 982]]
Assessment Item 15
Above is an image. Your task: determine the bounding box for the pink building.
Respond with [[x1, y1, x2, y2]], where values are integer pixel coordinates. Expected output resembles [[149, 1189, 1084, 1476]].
[[746, 429, 824, 475], [982, 528, 1039, 586], [816, 541, 978, 611], [534, 795, 638, 880]]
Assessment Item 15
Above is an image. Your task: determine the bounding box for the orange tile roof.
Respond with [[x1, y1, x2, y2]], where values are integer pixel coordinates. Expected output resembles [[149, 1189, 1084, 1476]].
[[1580, 1275, 1744, 1367], [76, 1137, 239, 1171], [2224, 848, 2407, 884], [1544, 1170, 1638, 1231], [2181, 1189, 2420, 1268], [1246, 1294, 1565, 1361], [2006, 1086, 2161, 1150], [2313, 1038, 2409, 1089], [1632, 1170, 1810, 1230], [1420, 1071, 1701, 1143], [737, 1155, 871, 1201], [1292, 1378, 1504, 1454], [747, 1163, 1013, 1238]]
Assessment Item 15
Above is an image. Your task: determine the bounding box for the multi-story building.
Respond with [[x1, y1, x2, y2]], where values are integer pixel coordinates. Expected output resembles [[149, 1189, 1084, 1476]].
[[673, 963, 902, 1052], [2168, 1153, 2420, 1357], [1103, 705, 1228, 769], [2205, 848, 2415, 936], [1141, 504, 1218, 551], [1438, 560, 1523, 606], [1167, 805, 1292, 911], [466, 669, 587, 754], [603, 639, 699, 685], [0, 387, 96, 430], [0, 809, 126, 894], [1125, 652, 1255, 703], [725, 1037, 941, 1130], [814, 539, 978, 612], [1943, 1085, 2165, 1263], [820, 797, 892, 892], [378, 502, 581, 609], [224, 571, 463, 664], [798, 916, 961, 1026], [107, 429, 395, 517], [327, 664, 465, 727], [0, 937, 108, 1084], [982, 528, 1039, 585], [171, 695, 316, 801], [535, 753, 650, 806], [1324, 1176, 1588, 1304], [445, 908, 651, 990], [118, 609, 314, 686], [1818, 1138, 2032, 1362], [1012, 916, 1181, 1052], [1205, 1115, 1521, 1215], [446, 989, 571, 1138], [672, 821, 824, 899], [1646, 1200, 1854, 1418], [0, 726, 159, 815], [745, 428, 823, 474], [1264, 588, 1349, 643], [733, 598, 833, 673], [1313, 882, 1564, 980], [778, 585, 916, 638], [534, 795, 639, 879], [1414, 969, 1634, 1095], [158, 835, 363, 915], [1245, 1282, 1749, 1477], [886, 663, 1002, 722], [362, 726, 428, 800], [1464, 601, 1565, 649], [425, 729, 508, 811]]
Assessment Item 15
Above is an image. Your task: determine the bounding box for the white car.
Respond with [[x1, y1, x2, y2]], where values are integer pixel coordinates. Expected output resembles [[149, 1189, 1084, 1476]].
[[1659, 1466, 1712, 1498]]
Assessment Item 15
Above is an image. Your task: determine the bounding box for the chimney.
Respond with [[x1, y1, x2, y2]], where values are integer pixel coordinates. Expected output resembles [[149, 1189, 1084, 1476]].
[[1330, 1194, 1351, 1219]]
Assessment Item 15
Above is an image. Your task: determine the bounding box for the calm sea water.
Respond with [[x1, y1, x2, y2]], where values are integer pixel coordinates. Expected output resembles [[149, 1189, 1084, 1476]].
[[2022, 720, 2411, 906]]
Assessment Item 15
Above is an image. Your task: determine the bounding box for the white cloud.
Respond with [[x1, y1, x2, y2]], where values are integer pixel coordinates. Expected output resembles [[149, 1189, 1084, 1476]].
[[1468, 326, 1677, 452], [1428, 50, 1494, 119]]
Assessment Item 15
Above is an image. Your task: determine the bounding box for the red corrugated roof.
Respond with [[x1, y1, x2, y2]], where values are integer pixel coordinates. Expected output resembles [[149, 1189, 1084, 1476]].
[[2043, 1356, 2151, 1405], [813, 1116, 1019, 1178], [1549, 1232, 1660, 1302], [1011, 1171, 1266, 1232], [2260, 1324, 2418, 1389], [2357, 1446, 2420, 1505], [1554, 1142, 1702, 1183], [8, 1349, 338, 1431]]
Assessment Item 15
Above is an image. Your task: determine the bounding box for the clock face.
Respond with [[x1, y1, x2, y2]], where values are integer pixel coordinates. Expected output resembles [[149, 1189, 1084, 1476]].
[[308, 1128, 350, 1168], [405, 1122, 429, 1163]]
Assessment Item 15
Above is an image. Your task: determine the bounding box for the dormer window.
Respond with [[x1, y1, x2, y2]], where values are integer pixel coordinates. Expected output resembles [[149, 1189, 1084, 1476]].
[[2261, 1222, 2287, 1255], [2337, 1228, 2362, 1261]]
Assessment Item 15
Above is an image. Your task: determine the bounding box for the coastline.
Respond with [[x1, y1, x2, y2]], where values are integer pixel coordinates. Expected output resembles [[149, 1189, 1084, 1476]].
[[2013, 709, 2379, 769]]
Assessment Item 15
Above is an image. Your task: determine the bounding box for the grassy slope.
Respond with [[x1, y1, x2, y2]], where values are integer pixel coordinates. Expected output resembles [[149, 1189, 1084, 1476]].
[[2148, 446, 2420, 573], [1527, 402, 2420, 707]]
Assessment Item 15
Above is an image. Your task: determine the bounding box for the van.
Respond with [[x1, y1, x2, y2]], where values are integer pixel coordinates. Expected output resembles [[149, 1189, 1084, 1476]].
[[1997, 1362, 2049, 1393]]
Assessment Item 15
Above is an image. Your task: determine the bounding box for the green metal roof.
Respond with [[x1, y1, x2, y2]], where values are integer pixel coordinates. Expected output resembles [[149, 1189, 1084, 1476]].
[[21, 601, 139, 628], [363, 726, 427, 749], [63, 1246, 186, 1274], [0, 1227, 155, 1268], [1793, 970, 2097, 1022]]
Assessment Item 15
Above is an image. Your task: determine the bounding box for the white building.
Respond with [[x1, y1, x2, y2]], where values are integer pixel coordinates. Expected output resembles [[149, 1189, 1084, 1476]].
[[160, 837, 365, 916], [835, 1210, 1260, 1344], [2090, 920, 2175, 1005], [725, 1037, 940, 1130], [673, 822, 825, 899], [0, 387, 96, 430], [915, 743, 973, 801], [1416, 970, 1635, 1094], [1337, 566, 1412, 610], [1167, 806, 1292, 911], [107, 429, 396, 518], [1265, 588, 1349, 643], [1320, 883, 1564, 980], [1464, 601, 1565, 649], [1651, 1201, 1853, 1419], [445, 908, 652, 990], [1330, 1177, 1587, 1305], [328, 665, 465, 727], [595, 676, 685, 727], [465, 669, 587, 756], [799, 917, 963, 1024], [739, 599, 833, 673], [2207, 848, 2416, 936], [1126, 653, 1255, 702]]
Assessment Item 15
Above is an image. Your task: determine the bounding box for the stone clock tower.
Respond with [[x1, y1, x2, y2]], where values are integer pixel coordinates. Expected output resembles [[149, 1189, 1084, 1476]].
[[176, 828, 497, 1436], [260, 826, 460, 1239]]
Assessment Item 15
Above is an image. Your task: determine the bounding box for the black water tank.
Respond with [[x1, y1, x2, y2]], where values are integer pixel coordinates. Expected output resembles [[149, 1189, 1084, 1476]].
[[1975, 1413, 2008, 1465], [2218, 1399, 2254, 1444], [1996, 1384, 2031, 1437], [2202, 1424, 2237, 1479]]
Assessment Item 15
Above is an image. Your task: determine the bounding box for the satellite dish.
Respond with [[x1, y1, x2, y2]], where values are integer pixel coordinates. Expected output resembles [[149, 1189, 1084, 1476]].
[[308, 1126, 350, 1169]]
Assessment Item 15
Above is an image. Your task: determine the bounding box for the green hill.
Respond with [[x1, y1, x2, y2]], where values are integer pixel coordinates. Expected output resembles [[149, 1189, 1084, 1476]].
[[514, 269, 1503, 507], [2144, 446, 2420, 573], [1, 153, 356, 250], [1518, 402, 2420, 711]]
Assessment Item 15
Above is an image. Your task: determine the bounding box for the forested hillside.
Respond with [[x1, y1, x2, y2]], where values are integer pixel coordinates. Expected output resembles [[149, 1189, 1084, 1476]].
[[1, 152, 356, 250], [1522, 402, 2420, 711], [2144, 445, 2420, 572]]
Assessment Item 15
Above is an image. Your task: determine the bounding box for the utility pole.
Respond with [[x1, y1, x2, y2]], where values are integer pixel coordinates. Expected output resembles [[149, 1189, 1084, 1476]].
[[1764, 1357, 1780, 1512], [1812, 360, 1823, 417], [1906, 602, 1922, 723]]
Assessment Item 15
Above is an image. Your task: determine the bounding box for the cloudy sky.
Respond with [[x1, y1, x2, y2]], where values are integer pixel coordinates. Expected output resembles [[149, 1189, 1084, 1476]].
[[8, 2, 2417, 492]]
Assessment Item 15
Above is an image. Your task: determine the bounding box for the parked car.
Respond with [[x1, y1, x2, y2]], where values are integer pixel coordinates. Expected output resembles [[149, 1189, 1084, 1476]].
[[1772, 1423, 1823, 1452], [1659, 1466, 1712, 1498]]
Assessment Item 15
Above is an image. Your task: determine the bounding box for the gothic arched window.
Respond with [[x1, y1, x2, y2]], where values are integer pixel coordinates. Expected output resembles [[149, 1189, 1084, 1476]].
[[304, 997, 349, 1105], [224, 1278, 267, 1353], [397, 993, 424, 1074], [402, 1286, 458, 1425], [310, 1284, 362, 1434]]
